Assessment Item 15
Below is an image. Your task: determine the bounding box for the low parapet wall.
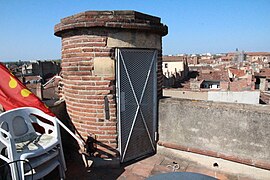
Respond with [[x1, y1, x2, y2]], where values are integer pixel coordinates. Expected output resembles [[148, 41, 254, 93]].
[[158, 98, 270, 170], [163, 89, 260, 104]]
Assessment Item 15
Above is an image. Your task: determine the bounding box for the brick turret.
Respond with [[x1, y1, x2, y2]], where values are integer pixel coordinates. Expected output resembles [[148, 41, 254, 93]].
[[54, 10, 167, 158]]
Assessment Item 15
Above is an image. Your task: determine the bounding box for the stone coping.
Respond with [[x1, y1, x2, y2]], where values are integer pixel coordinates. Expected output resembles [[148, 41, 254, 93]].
[[54, 10, 168, 37], [158, 141, 270, 171], [160, 97, 270, 114]]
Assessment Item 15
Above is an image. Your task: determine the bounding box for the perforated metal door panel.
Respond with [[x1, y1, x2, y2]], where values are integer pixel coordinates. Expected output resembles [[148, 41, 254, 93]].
[[116, 48, 157, 163]]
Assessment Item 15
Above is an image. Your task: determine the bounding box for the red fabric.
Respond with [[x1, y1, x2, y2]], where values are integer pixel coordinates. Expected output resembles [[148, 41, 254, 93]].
[[0, 63, 55, 116]]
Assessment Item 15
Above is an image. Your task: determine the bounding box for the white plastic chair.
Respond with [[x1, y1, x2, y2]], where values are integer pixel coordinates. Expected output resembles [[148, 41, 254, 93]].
[[0, 107, 66, 180]]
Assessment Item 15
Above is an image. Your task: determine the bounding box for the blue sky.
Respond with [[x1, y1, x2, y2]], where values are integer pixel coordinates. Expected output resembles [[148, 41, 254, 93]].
[[1, 0, 270, 61]]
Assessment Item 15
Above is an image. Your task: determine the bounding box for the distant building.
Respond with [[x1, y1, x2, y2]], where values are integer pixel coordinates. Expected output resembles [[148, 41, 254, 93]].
[[22, 61, 61, 80], [228, 68, 247, 79], [219, 55, 233, 62], [246, 52, 270, 63], [187, 54, 200, 65], [162, 51, 270, 104], [233, 49, 246, 63], [193, 68, 229, 91], [12, 60, 62, 101], [162, 56, 189, 87], [254, 68, 270, 91]]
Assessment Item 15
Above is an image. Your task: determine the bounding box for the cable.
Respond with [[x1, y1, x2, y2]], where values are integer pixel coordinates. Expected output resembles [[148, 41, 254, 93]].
[[0, 160, 33, 180]]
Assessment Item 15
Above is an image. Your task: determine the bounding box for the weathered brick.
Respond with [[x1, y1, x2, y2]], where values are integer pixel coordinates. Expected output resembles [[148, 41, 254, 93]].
[[87, 130, 105, 135], [98, 126, 116, 131], [97, 135, 117, 140], [95, 81, 110, 86]]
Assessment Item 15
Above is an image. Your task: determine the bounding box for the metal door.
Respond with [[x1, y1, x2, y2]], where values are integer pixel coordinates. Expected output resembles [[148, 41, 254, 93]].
[[116, 48, 157, 163]]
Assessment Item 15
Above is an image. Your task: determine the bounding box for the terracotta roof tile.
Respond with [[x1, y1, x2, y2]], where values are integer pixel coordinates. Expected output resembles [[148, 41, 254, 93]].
[[229, 68, 246, 78], [198, 70, 229, 81]]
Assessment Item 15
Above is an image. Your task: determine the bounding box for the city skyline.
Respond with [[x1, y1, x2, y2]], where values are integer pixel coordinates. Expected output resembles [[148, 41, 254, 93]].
[[1, 0, 270, 61]]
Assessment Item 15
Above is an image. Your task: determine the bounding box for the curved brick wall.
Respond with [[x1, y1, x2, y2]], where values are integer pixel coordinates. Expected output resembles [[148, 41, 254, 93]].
[[55, 10, 167, 158]]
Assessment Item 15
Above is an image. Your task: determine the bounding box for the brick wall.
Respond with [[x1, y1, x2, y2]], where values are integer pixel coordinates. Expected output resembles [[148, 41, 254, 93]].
[[55, 10, 167, 158], [229, 78, 254, 91], [220, 81, 229, 90], [60, 32, 117, 157]]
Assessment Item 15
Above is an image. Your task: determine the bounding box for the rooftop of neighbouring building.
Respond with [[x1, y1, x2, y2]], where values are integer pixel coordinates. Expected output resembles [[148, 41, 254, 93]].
[[163, 55, 187, 62], [255, 68, 270, 78], [197, 69, 229, 81]]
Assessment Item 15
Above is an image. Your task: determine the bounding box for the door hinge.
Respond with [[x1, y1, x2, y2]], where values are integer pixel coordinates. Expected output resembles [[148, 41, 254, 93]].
[[154, 132, 158, 142]]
